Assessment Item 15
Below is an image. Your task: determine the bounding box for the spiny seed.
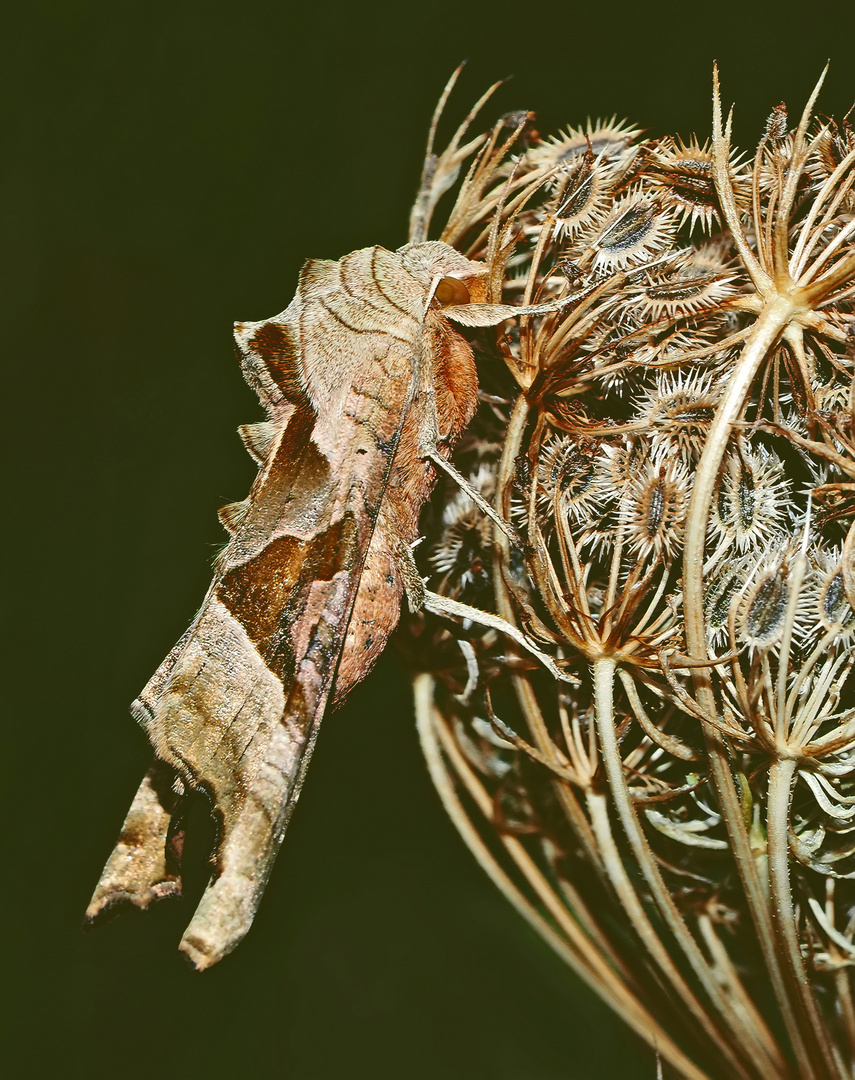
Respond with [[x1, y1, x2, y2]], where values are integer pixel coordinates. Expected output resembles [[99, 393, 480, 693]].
[[645, 140, 718, 228], [587, 195, 678, 271], [524, 119, 641, 181], [653, 398, 715, 431], [737, 471, 757, 531], [706, 569, 743, 632], [628, 261, 735, 318], [717, 487, 730, 524], [599, 202, 658, 254], [765, 102, 789, 142], [558, 460, 596, 497], [557, 168, 595, 217], [598, 440, 647, 490], [622, 461, 688, 558], [538, 439, 600, 520], [644, 274, 718, 302], [645, 473, 666, 537], [635, 373, 719, 458], [742, 570, 789, 647], [712, 449, 788, 552], [554, 165, 608, 236], [820, 569, 852, 627], [660, 162, 712, 192]]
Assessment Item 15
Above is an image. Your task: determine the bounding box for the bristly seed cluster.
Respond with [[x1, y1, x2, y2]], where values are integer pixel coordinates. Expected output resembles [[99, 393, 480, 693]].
[[408, 69, 855, 1080]]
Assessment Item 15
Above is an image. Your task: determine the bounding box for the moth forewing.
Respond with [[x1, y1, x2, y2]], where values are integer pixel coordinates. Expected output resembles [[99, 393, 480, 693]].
[[88, 241, 492, 969]]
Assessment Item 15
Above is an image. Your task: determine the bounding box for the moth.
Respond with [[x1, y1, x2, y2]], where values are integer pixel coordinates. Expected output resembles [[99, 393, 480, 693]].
[[86, 229, 563, 968], [86, 78, 571, 968]]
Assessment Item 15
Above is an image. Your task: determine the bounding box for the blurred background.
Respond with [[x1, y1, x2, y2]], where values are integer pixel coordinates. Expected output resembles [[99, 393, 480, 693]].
[[4, 2, 849, 1076]]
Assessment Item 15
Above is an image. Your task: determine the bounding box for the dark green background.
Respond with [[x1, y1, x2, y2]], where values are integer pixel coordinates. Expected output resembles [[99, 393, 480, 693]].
[[4, 2, 848, 1077]]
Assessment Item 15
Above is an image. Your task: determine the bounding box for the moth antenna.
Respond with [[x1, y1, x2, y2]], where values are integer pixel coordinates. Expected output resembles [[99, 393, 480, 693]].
[[238, 421, 279, 464]]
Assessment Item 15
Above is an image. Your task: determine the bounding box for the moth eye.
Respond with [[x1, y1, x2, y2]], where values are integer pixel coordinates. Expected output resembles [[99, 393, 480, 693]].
[[435, 276, 471, 306]]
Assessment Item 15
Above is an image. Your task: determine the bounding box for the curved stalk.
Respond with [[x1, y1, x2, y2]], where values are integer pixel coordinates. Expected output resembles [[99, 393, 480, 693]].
[[492, 396, 607, 872], [767, 758, 846, 1079], [414, 674, 714, 1080], [585, 789, 750, 1078], [592, 658, 786, 1079], [681, 295, 815, 1072], [493, 397, 738, 1071]]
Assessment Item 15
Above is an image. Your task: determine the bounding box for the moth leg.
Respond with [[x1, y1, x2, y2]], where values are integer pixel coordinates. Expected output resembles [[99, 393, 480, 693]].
[[86, 760, 184, 922], [414, 375, 523, 550], [415, 381, 442, 459], [422, 589, 580, 686], [393, 535, 426, 613], [425, 446, 524, 550]]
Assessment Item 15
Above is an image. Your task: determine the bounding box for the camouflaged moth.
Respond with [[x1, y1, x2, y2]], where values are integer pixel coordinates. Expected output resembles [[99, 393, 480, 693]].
[[85, 74, 576, 968]]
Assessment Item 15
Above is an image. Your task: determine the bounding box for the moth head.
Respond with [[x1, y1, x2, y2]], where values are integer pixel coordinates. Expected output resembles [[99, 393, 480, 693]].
[[397, 240, 486, 296]]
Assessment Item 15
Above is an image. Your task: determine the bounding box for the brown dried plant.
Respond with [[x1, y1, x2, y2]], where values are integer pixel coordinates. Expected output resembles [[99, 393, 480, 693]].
[[403, 67, 855, 1080]]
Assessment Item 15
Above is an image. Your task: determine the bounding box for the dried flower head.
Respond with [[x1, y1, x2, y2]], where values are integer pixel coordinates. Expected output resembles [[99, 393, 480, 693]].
[[642, 136, 720, 232], [526, 117, 642, 179], [633, 369, 721, 460], [586, 192, 679, 271], [404, 67, 855, 1080]]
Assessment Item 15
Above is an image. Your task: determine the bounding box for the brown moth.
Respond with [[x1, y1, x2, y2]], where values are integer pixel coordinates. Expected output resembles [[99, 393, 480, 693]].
[[86, 231, 565, 969], [86, 69, 579, 968]]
